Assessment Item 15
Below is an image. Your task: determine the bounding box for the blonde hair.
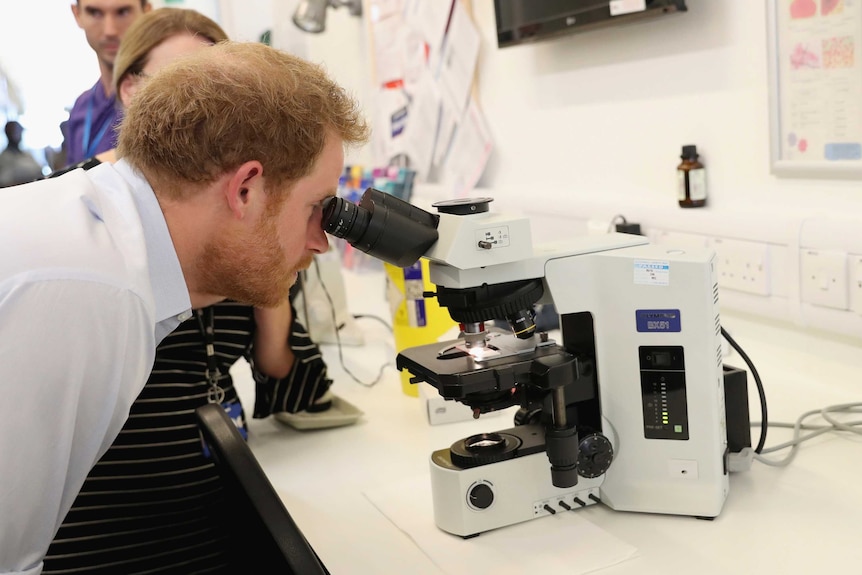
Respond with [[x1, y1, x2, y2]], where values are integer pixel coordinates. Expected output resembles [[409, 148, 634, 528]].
[[117, 41, 370, 200], [112, 7, 229, 94]]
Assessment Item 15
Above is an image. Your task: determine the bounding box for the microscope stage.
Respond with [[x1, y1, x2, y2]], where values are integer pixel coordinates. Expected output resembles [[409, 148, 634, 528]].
[[396, 338, 568, 399]]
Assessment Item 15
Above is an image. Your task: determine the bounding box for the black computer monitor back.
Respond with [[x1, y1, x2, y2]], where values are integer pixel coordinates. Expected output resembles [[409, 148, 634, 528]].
[[196, 403, 329, 574]]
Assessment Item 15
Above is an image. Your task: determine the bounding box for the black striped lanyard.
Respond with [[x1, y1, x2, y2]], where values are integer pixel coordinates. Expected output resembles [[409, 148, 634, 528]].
[[195, 307, 225, 404]]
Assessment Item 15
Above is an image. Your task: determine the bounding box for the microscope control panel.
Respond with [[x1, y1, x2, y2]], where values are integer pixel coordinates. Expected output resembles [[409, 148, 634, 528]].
[[639, 346, 690, 441]]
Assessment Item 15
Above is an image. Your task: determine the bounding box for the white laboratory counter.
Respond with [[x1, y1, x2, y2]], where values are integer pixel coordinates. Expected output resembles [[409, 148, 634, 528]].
[[232, 269, 862, 574]]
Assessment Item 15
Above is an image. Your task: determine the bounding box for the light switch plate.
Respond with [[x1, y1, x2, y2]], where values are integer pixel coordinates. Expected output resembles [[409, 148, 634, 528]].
[[800, 249, 848, 310]]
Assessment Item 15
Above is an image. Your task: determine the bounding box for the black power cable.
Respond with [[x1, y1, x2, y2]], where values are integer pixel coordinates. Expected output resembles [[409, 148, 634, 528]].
[[721, 326, 767, 454]]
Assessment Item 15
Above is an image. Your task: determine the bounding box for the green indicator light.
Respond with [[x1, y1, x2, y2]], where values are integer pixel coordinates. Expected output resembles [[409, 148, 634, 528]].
[[674, 425, 683, 433]]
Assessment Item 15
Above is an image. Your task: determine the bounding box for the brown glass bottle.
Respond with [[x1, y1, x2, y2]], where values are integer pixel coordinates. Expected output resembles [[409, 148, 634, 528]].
[[677, 145, 706, 208]]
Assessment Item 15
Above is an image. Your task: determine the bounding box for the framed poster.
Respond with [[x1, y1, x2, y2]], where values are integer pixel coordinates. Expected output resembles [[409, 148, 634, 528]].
[[767, 0, 862, 178]]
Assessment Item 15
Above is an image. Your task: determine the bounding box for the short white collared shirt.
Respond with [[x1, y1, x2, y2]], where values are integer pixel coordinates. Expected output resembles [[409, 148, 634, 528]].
[[0, 160, 191, 574]]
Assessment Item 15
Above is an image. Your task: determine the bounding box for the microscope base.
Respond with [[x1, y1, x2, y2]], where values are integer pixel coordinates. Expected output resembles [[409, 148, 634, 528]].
[[429, 449, 604, 538]]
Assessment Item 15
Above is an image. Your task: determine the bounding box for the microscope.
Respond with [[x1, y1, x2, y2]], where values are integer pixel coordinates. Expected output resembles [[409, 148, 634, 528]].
[[322, 189, 730, 538]]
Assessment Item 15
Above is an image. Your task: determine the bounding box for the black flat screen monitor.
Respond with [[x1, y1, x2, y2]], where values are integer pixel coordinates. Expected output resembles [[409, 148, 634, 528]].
[[494, 0, 687, 48]]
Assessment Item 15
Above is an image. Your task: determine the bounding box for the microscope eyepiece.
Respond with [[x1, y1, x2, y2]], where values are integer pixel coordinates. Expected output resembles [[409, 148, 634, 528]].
[[320, 188, 440, 268], [321, 196, 371, 245]]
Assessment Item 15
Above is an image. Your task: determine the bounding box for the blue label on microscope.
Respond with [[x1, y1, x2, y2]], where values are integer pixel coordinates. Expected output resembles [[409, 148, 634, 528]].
[[636, 309, 681, 332]]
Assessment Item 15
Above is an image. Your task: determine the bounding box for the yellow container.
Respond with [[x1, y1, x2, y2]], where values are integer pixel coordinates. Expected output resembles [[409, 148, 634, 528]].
[[385, 258, 458, 396]]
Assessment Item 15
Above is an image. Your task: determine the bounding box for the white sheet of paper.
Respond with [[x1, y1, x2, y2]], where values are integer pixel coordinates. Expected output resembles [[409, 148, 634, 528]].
[[372, 87, 410, 164], [368, 0, 404, 22], [402, 71, 441, 180], [404, 0, 453, 74], [440, 99, 493, 197], [437, 0, 480, 114], [372, 14, 407, 86], [403, 27, 430, 93], [364, 474, 639, 575], [432, 97, 457, 168]]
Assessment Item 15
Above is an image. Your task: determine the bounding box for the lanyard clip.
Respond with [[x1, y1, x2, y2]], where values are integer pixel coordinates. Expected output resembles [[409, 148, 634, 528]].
[[206, 368, 225, 404]]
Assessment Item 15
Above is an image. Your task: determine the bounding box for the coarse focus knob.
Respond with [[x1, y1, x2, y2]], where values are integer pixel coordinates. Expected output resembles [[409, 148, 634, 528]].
[[577, 433, 614, 478], [467, 482, 494, 510]]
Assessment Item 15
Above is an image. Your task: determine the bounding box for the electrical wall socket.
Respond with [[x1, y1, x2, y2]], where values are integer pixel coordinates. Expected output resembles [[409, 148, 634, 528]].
[[800, 249, 848, 310], [850, 254, 862, 315], [710, 237, 770, 296]]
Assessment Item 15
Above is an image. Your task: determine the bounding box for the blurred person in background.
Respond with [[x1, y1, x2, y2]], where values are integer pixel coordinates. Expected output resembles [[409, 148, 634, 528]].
[[42, 9, 343, 574], [0, 120, 45, 187], [62, 0, 152, 166]]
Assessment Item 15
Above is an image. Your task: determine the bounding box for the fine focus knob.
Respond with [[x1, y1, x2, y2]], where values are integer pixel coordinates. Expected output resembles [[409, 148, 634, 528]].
[[577, 433, 614, 478], [467, 481, 494, 510]]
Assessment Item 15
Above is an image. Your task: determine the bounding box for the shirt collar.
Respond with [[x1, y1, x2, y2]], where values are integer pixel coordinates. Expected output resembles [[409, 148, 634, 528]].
[[113, 159, 192, 341]]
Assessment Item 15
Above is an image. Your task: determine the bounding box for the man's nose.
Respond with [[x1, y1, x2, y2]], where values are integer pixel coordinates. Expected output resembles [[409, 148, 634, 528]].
[[103, 14, 120, 36], [309, 223, 330, 254]]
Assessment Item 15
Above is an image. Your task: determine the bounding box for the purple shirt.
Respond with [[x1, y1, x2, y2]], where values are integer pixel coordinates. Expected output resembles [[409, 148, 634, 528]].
[[64, 80, 122, 167]]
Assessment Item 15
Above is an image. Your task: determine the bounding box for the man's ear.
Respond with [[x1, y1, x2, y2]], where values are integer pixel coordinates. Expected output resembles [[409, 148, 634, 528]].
[[224, 161, 266, 220], [118, 75, 137, 108], [71, 4, 83, 27]]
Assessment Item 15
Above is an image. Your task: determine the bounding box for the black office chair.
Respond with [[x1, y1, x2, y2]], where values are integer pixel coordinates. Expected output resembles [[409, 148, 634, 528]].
[[195, 403, 329, 574]]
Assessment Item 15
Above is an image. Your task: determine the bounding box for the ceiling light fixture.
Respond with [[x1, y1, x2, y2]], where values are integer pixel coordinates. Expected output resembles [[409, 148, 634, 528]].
[[292, 0, 363, 34]]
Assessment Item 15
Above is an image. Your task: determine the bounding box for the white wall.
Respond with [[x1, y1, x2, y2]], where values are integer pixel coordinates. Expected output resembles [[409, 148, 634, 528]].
[[461, 1, 862, 216], [216, 0, 271, 42], [269, 0, 374, 166]]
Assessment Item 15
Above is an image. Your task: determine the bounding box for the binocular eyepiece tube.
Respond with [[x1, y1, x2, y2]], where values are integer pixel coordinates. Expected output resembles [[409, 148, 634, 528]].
[[321, 188, 440, 268]]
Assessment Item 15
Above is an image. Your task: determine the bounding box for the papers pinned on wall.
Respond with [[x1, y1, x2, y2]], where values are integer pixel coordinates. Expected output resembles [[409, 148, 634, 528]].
[[367, 0, 492, 199]]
